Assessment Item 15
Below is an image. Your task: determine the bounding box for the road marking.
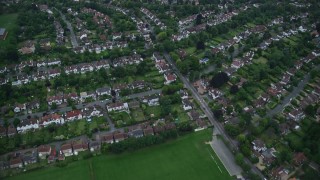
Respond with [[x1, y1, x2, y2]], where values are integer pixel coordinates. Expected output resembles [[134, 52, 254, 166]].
[[207, 149, 223, 173]]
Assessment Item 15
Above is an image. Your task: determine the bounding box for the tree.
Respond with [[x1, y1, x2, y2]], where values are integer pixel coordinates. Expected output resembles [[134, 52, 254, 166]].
[[230, 85, 239, 94], [235, 153, 244, 165], [196, 41, 205, 50], [195, 14, 203, 25], [156, 32, 167, 41], [209, 72, 229, 88], [13, 118, 21, 129], [51, 103, 58, 110], [228, 46, 235, 54]]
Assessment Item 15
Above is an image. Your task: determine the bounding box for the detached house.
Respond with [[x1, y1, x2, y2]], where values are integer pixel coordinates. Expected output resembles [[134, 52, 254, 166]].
[[96, 87, 111, 96], [47, 95, 63, 105], [164, 72, 177, 85], [288, 109, 305, 121], [39, 113, 64, 127], [182, 99, 193, 111], [252, 139, 267, 152], [14, 103, 26, 113], [208, 88, 223, 100]]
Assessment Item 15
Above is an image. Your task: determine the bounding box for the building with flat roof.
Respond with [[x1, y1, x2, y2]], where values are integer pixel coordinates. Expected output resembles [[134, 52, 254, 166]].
[[0, 28, 8, 40]]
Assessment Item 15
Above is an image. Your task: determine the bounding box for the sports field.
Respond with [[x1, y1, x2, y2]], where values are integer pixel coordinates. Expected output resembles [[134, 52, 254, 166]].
[[6, 129, 233, 180]]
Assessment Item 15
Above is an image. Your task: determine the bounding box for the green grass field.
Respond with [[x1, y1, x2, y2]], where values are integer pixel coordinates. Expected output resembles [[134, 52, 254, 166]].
[[6, 129, 232, 180], [0, 13, 18, 45]]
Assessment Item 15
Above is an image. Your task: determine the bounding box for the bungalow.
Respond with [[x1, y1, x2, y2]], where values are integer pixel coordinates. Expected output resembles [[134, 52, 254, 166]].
[[96, 87, 111, 96], [114, 132, 128, 143], [106, 102, 129, 112], [65, 110, 83, 122], [208, 88, 223, 100], [252, 139, 267, 152], [101, 133, 114, 144], [182, 99, 193, 111], [14, 103, 26, 113], [60, 143, 73, 157], [9, 157, 23, 169], [38, 145, 51, 159], [164, 72, 177, 85]]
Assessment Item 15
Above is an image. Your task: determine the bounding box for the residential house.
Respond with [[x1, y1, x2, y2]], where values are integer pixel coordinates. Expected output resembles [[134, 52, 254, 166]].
[[131, 80, 146, 89], [23, 151, 38, 165], [164, 72, 177, 85], [114, 132, 128, 143], [152, 52, 164, 62], [80, 91, 96, 102], [39, 113, 64, 127], [129, 128, 144, 138], [82, 105, 103, 119], [38, 145, 51, 159], [90, 141, 101, 152], [288, 109, 305, 121], [7, 125, 16, 137], [208, 88, 223, 100], [96, 87, 111, 96], [48, 69, 61, 79], [188, 110, 200, 121], [270, 166, 289, 180], [14, 103, 26, 113], [252, 139, 267, 152], [101, 133, 114, 144], [47, 95, 63, 105], [196, 119, 208, 129], [179, 90, 188, 99], [155, 60, 170, 73], [143, 126, 154, 136], [106, 102, 129, 112], [27, 100, 40, 110], [293, 152, 307, 166], [182, 99, 193, 111], [17, 118, 39, 133], [261, 148, 277, 166], [153, 125, 165, 134], [60, 143, 73, 157], [48, 147, 57, 163], [9, 157, 23, 169], [18, 40, 35, 54], [72, 141, 88, 155], [65, 110, 83, 122], [142, 95, 159, 106]]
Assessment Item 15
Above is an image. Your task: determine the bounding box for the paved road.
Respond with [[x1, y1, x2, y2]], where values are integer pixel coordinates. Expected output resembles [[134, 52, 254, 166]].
[[211, 134, 242, 176], [164, 52, 265, 179], [266, 65, 319, 118], [56, 9, 79, 48]]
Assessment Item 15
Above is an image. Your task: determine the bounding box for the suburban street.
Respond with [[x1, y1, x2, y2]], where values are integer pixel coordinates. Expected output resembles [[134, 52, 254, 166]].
[[164, 52, 265, 179], [56, 8, 79, 48], [266, 65, 319, 118], [3, 89, 162, 124]]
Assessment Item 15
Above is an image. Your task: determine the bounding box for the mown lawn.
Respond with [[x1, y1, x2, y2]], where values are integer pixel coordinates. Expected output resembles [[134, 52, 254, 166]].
[[6, 129, 233, 180], [0, 13, 18, 46]]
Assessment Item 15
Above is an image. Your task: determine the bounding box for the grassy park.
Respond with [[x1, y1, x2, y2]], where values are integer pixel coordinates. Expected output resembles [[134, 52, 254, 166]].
[[6, 129, 232, 180], [0, 13, 18, 45]]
